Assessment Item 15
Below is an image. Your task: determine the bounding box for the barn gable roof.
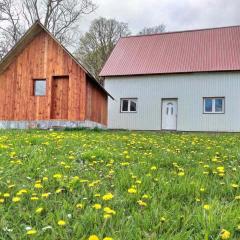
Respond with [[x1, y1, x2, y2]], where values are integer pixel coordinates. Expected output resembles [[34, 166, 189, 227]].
[[100, 25, 240, 77], [0, 21, 113, 99]]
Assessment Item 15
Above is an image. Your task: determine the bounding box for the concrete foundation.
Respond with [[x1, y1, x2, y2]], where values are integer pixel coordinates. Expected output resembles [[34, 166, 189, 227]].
[[0, 120, 107, 130]]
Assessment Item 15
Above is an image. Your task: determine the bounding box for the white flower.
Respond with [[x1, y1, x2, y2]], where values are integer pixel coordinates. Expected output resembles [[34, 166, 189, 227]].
[[3, 227, 13, 232], [42, 226, 53, 231]]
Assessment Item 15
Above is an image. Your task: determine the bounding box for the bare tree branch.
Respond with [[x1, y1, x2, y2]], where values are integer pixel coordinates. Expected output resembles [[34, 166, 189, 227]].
[[138, 25, 166, 35], [0, 0, 97, 59]]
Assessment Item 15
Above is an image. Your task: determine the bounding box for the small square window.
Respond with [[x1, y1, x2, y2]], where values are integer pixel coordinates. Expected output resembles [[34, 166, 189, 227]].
[[203, 97, 224, 114], [121, 98, 137, 113], [34, 80, 46, 96]]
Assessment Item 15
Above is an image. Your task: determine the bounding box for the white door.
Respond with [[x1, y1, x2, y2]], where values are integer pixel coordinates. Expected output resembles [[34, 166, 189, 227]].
[[162, 99, 178, 130]]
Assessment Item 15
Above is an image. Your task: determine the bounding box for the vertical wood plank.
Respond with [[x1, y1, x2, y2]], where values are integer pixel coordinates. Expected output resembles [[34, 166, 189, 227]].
[[0, 29, 108, 125]]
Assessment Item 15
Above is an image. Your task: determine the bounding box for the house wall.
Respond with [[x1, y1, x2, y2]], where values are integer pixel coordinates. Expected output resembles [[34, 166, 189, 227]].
[[86, 78, 108, 126], [0, 30, 107, 126], [105, 72, 240, 132]]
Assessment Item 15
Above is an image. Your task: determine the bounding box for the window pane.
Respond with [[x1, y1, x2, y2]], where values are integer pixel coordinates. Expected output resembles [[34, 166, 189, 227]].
[[130, 100, 137, 112], [205, 99, 213, 112], [122, 100, 129, 111], [34, 80, 46, 96], [215, 98, 223, 112]]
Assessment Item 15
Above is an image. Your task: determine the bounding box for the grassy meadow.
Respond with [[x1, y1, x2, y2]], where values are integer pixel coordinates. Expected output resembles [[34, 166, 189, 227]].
[[0, 130, 239, 240]]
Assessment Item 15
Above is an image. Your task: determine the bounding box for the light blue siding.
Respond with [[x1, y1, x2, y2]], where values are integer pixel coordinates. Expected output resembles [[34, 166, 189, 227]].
[[105, 72, 240, 131]]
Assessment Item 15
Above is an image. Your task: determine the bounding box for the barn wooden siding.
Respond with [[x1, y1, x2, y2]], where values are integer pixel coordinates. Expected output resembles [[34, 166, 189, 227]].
[[0, 30, 107, 125], [86, 77, 108, 126]]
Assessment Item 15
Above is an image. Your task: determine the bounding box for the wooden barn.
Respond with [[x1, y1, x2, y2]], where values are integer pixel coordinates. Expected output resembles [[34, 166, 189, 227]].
[[0, 21, 112, 129]]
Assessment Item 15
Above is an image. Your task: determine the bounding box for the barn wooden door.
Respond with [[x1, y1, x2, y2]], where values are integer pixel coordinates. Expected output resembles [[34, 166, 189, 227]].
[[51, 76, 69, 119]]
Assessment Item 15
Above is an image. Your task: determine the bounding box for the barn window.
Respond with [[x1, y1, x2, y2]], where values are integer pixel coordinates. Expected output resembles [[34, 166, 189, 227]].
[[34, 80, 46, 96], [120, 98, 137, 112], [203, 97, 225, 113]]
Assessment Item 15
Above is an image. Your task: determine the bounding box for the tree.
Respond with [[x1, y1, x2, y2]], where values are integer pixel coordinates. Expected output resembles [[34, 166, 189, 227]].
[[0, 0, 97, 59], [138, 24, 166, 35], [76, 17, 131, 81]]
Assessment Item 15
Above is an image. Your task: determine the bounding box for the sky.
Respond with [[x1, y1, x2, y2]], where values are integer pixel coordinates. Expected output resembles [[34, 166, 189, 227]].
[[79, 0, 240, 34]]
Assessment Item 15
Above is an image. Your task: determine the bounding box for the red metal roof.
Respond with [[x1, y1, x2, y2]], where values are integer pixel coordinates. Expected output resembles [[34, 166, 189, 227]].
[[100, 25, 240, 77]]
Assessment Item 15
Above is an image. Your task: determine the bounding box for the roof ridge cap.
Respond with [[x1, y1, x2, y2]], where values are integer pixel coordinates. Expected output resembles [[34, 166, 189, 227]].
[[121, 25, 240, 39]]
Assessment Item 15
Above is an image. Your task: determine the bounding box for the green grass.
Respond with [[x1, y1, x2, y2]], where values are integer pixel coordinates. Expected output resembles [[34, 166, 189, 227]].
[[0, 130, 239, 240]]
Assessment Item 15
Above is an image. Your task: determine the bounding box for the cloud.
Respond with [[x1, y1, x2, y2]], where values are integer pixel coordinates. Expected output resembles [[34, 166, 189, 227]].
[[79, 0, 240, 34]]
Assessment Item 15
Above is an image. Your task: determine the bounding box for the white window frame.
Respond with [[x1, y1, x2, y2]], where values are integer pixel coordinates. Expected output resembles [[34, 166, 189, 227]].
[[203, 97, 225, 114], [120, 98, 137, 113]]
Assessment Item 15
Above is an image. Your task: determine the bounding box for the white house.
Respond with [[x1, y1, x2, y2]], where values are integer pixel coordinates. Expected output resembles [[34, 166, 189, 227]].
[[100, 25, 240, 132]]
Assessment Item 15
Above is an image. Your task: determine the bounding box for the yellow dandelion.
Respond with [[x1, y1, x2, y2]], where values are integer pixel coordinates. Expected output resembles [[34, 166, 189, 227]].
[[103, 207, 116, 215], [12, 197, 21, 202], [103, 214, 112, 219], [55, 188, 63, 193], [160, 217, 166, 222], [137, 200, 147, 207], [220, 229, 231, 239], [35, 207, 44, 214], [103, 237, 113, 240], [178, 172, 185, 176], [219, 173, 225, 177], [30, 196, 39, 201], [217, 166, 225, 172], [128, 188, 137, 194], [3, 193, 10, 198], [89, 235, 99, 240], [53, 173, 62, 179], [142, 194, 150, 199], [41, 192, 50, 198], [92, 204, 102, 210], [76, 203, 83, 209], [102, 193, 114, 201], [16, 189, 28, 196], [121, 162, 129, 166], [57, 220, 66, 226], [203, 204, 210, 210], [26, 229, 37, 235], [151, 166, 157, 170], [34, 183, 43, 189]]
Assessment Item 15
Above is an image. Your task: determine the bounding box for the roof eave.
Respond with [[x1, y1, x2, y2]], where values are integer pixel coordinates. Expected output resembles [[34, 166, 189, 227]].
[[101, 69, 240, 78]]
